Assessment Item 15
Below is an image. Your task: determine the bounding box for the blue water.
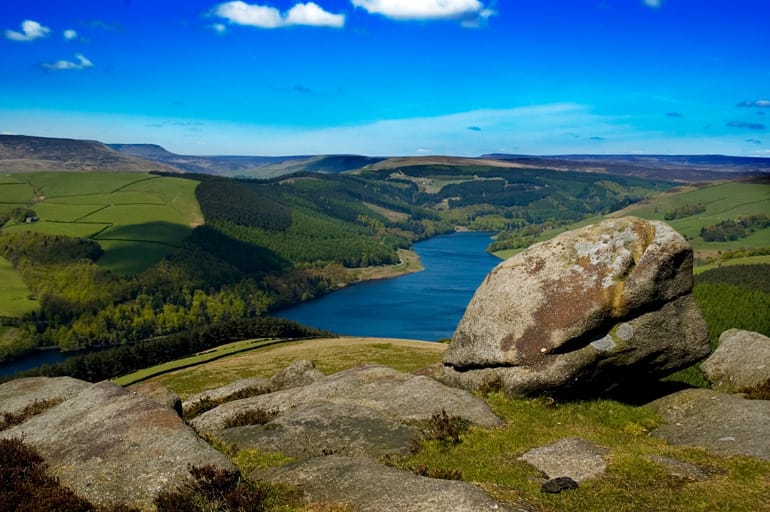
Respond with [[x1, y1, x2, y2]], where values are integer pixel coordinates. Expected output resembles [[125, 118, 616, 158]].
[[276, 231, 501, 341], [0, 232, 501, 376], [0, 348, 69, 377]]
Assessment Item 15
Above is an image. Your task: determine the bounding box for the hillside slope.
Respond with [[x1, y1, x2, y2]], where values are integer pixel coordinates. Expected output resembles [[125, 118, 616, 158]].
[[0, 135, 181, 173]]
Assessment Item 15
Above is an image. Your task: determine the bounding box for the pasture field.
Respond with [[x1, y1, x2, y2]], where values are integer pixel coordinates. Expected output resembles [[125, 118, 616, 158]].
[[0, 172, 202, 275], [608, 181, 770, 251], [493, 182, 770, 267], [0, 182, 33, 204], [0, 256, 37, 317]]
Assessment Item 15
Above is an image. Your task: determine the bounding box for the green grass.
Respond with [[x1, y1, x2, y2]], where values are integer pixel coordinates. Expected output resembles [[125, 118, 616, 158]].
[[0, 255, 37, 317], [611, 182, 770, 253], [95, 239, 179, 275], [138, 337, 446, 399], [0, 172, 202, 274], [0, 182, 33, 203], [394, 394, 770, 512], [693, 254, 770, 274], [493, 182, 770, 262], [113, 337, 282, 387]]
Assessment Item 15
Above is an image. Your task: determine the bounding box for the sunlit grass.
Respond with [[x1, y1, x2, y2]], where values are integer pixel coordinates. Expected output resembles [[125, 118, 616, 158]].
[[393, 393, 770, 512]]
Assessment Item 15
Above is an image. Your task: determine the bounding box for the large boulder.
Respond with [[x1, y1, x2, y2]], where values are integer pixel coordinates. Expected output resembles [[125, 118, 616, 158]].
[[647, 388, 770, 460], [701, 329, 770, 393], [0, 379, 236, 511], [438, 217, 710, 397]]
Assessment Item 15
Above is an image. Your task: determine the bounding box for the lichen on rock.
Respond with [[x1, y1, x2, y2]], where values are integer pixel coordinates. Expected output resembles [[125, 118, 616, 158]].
[[437, 216, 710, 398]]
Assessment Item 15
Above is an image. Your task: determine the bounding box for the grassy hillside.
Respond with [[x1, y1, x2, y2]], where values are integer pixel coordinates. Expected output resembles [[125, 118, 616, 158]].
[[0, 172, 202, 274], [0, 165, 682, 365], [493, 180, 770, 266], [607, 180, 770, 258], [0, 134, 181, 173], [0, 256, 37, 318]]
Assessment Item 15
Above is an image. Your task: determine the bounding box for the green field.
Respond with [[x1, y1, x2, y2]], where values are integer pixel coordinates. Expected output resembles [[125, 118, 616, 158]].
[[493, 182, 770, 267], [114, 337, 281, 387], [609, 182, 770, 252], [0, 172, 202, 274], [0, 256, 37, 317]]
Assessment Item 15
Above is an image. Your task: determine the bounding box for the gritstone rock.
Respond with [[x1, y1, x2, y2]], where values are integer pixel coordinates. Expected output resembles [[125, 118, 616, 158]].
[[438, 216, 710, 397], [518, 437, 608, 483], [701, 329, 770, 393], [647, 388, 770, 460], [129, 380, 182, 416], [265, 455, 531, 512], [192, 363, 503, 433], [0, 379, 236, 511]]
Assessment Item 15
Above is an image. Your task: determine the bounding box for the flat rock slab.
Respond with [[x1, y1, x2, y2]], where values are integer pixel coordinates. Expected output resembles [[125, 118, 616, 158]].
[[0, 376, 90, 416], [701, 329, 770, 393], [192, 364, 503, 432], [266, 455, 530, 512], [647, 389, 770, 460], [0, 380, 235, 511], [517, 437, 609, 482], [220, 401, 421, 458], [646, 455, 710, 482]]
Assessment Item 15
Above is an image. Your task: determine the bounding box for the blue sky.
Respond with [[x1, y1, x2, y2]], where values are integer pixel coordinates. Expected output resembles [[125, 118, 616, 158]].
[[1, 0, 769, 157]]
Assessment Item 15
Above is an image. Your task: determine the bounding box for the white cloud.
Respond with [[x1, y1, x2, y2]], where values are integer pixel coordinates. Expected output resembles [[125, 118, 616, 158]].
[[42, 53, 94, 71], [351, 0, 494, 24], [4, 20, 50, 42], [643, 0, 662, 8], [286, 3, 345, 28], [211, 23, 228, 33], [212, 1, 345, 29], [63, 29, 78, 40]]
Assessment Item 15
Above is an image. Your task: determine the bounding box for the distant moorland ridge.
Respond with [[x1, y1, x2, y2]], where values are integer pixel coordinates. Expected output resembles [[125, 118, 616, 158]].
[[3, 134, 770, 181]]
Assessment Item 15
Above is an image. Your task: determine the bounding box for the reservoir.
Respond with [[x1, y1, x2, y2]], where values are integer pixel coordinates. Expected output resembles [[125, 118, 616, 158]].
[[277, 231, 501, 341], [0, 231, 500, 376]]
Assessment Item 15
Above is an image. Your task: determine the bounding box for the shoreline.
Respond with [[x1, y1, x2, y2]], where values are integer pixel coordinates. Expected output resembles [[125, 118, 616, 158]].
[[346, 248, 424, 284]]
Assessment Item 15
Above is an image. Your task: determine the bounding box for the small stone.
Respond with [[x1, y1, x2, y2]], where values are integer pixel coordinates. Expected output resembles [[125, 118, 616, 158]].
[[541, 476, 579, 493]]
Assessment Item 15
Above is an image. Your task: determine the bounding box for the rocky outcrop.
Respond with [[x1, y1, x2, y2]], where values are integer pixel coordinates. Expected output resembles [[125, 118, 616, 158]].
[[192, 364, 503, 434], [265, 455, 530, 512], [192, 363, 502, 463], [647, 388, 770, 460], [183, 377, 271, 416], [221, 401, 422, 458], [269, 358, 325, 390], [0, 378, 235, 511], [0, 376, 90, 416], [437, 217, 710, 397], [182, 359, 324, 416], [701, 329, 770, 393]]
